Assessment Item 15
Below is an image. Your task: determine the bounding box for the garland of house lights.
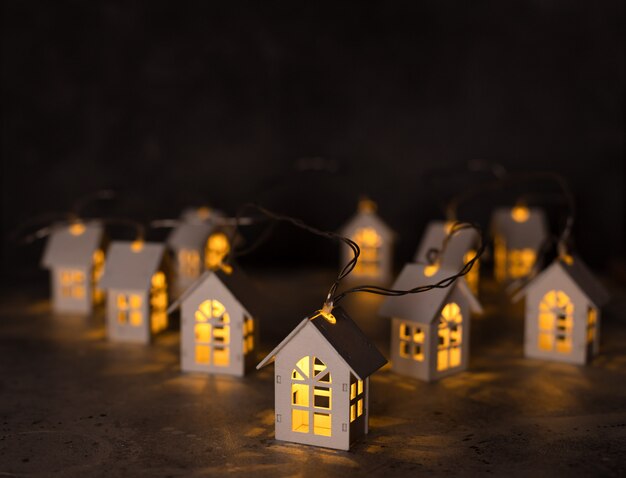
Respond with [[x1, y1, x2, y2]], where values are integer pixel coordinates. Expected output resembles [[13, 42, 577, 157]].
[[228, 203, 486, 321]]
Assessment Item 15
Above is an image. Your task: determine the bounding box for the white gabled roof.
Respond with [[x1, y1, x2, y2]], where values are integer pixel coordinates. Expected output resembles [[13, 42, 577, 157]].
[[513, 255, 610, 308], [41, 222, 104, 269], [98, 241, 165, 291]]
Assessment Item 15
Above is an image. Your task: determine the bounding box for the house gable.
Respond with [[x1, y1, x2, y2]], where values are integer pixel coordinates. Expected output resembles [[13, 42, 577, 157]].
[[42, 222, 104, 269]]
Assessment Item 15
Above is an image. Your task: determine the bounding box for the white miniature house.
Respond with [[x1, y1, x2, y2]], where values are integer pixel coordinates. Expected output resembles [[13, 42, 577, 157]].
[[41, 221, 106, 314], [257, 306, 387, 451], [414, 220, 481, 294], [379, 264, 482, 382], [513, 255, 609, 365], [166, 207, 227, 297], [339, 198, 395, 284], [98, 241, 170, 343], [490, 206, 549, 282], [167, 267, 260, 376]]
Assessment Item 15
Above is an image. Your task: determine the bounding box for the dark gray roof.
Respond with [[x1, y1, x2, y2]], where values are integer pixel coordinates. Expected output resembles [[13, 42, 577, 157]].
[[379, 263, 482, 324], [41, 222, 104, 268], [167, 265, 263, 318], [514, 256, 610, 307], [257, 306, 387, 380], [98, 241, 165, 291], [166, 223, 214, 250]]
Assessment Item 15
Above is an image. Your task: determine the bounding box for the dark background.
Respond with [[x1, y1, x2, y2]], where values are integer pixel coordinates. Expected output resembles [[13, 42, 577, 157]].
[[1, 0, 624, 285]]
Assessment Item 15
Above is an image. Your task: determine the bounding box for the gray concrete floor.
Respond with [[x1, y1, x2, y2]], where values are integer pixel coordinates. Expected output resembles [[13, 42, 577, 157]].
[[1, 270, 625, 477]]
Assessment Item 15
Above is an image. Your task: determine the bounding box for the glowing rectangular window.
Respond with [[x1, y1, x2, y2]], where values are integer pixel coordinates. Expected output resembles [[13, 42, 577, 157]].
[[195, 323, 212, 343], [72, 286, 85, 299], [213, 346, 229, 367], [130, 295, 142, 309], [350, 382, 356, 400], [357, 380, 363, 395], [413, 345, 424, 362], [196, 345, 210, 364], [357, 399, 363, 417], [350, 404, 356, 422], [450, 346, 461, 367], [117, 294, 128, 310], [437, 350, 448, 371], [117, 311, 127, 324], [313, 413, 331, 437], [292, 409, 309, 433], [538, 332, 553, 351], [130, 311, 142, 327]]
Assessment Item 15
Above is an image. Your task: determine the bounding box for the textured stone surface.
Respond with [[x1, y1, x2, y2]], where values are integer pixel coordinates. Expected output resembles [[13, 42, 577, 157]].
[[1, 271, 625, 477]]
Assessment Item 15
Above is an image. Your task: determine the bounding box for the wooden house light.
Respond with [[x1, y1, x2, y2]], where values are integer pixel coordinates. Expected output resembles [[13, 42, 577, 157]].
[[167, 267, 260, 376], [98, 241, 170, 343], [339, 198, 395, 284], [379, 263, 482, 382], [166, 207, 224, 298], [41, 221, 106, 315], [490, 206, 549, 283], [257, 306, 387, 451], [513, 255, 609, 365], [414, 220, 481, 294]]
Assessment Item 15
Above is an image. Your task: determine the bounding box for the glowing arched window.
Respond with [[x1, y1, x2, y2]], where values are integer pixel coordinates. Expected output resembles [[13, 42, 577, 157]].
[[205, 233, 230, 270], [437, 303, 463, 372], [150, 272, 168, 334], [538, 290, 573, 353], [194, 299, 230, 366], [291, 356, 332, 437], [352, 227, 382, 277]]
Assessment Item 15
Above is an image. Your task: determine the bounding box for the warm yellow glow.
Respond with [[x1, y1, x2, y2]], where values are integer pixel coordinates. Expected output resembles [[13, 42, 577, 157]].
[[464, 250, 479, 294], [292, 409, 309, 433], [291, 356, 332, 437], [352, 227, 382, 277], [511, 205, 530, 223], [117, 311, 127, 324], [60, 268, 86, 300], [92, 249, 105, 305], [561, 254, 574, 265], [508, 249, 536, 278], [117, 294, 128, 309], [296, 356, 310, 378], [131, 240, 144, 252], [196, 206, 211, 219], [130, 311, 143, 327], [398, 322, 425, 362], [350, 404, 356, 422], [313, 413, 331, 436], [178, 249, 201, 278], [150, 272, 168, 334], [350, 382, 357, 400], [194, 299, 231, 366], [195, 323, 212, 342], [243, 316, 255, 355], [424, 263, 440, 277], [69, 222, 86, 236], [196, 345, 210, 364], [437, 303, 463, 371], [587, 308, 597, 343], [130, 294, 142, 309], [213, 346, 229, 366], [357, 380, 363, 395], [358, 198, 377, 213], [538, 290, 573, 353], [205, 232, 230, 270], [494, 235, 507, 282], [357, 398, 363, 417]]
